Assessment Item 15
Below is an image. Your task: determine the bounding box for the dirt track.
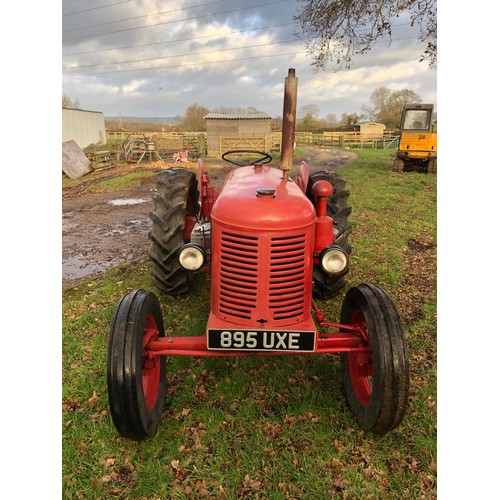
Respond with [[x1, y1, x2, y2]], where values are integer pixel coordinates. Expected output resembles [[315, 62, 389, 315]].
[[62, 147, 356, 287]]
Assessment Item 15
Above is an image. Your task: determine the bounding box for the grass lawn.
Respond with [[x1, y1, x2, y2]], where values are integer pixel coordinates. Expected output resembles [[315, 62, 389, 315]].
[[62, 149, 437, 498]]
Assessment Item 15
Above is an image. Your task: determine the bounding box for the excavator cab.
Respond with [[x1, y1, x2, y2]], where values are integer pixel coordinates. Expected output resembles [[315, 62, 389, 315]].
[[393, 104, 437, 173]]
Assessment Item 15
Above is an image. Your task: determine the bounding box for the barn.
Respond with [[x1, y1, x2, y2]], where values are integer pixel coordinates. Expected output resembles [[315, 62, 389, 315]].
[[62, 107, 107, 149], [204, 112, 272, 157], [354, 122, 386, 139]]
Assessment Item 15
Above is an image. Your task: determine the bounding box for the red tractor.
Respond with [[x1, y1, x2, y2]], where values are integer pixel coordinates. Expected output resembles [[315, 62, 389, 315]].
[[107, 69, 409, 441]]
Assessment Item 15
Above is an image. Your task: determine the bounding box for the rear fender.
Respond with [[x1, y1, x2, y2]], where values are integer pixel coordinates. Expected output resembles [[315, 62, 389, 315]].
[[197, 158, 218, 219], [294, 161, 310, 193]]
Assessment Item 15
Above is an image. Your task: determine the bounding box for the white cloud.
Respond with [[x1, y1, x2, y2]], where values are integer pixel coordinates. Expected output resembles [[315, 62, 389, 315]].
[[62, 0, 436, 117], [122, 80, 147, 94]]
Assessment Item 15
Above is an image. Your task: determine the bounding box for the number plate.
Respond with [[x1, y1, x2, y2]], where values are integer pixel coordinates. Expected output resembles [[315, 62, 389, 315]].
[[207, 329, 316, 352]]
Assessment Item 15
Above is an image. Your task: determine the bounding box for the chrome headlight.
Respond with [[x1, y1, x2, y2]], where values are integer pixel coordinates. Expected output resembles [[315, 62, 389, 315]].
[[178, 244, 206, 271], [319, 245, 348, 275]]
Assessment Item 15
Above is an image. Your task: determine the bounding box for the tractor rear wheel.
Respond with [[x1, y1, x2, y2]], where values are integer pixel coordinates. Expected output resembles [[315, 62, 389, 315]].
[[340, 284, 409, 434], [149, 168, 199, 295], [107, 289, 166, 441], [306, 170, 352, 299]]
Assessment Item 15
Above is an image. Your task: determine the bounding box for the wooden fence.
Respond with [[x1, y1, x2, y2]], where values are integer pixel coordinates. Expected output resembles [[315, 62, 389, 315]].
[[295, 131, 398, 149], [218, 133, 281, 157], [106, 131, 207, 158], [105, 130, 398, 160]]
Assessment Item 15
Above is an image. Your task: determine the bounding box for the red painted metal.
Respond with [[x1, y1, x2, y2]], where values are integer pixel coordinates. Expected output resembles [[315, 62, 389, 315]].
[[184, 216, 197, 242], [210, 165, 316, 230], [345, 309, 373, 405], [294, 161, 310, 193], [145, 330, 369, 358], [198, 159, 217, 220], [141, 315, 162, 410], [311, 180, 334, 252], [209, 165, 316, 327], [142, 304, 369, 359]]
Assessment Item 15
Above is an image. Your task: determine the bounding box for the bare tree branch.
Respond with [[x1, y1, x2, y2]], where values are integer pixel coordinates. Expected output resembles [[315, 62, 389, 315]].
[[294, 0, 436, 70]]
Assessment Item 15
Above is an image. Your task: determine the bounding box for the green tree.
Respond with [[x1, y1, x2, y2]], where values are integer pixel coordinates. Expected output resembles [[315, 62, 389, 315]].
[[340, 112, 361, 127], [62, 94, 80, 109], [324, 113, 339, 127], [176, 103, 210, 132], [294, 0, 436, 70], [362, 87, 421, 128], [298, 104, 320, 131]]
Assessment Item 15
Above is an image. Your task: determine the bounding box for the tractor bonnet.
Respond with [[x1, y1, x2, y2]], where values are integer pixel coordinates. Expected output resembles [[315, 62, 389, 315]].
[[210, 165, 316, 231]]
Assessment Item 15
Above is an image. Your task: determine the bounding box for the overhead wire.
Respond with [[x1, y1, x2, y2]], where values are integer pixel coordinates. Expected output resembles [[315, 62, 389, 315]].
[[63, 50, 305, 76], [63, 0, 233, 32], [62, 0, 291, 42], [63, 39, 297, 70], [63, 0, 132, 17], [62, 36, 419, 76], [63, 19, 411, 57], [63, 22, 294, 56]]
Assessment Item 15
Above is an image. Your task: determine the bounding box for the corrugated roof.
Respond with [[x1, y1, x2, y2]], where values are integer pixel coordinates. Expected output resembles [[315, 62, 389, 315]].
[[204, 112, 271, 120]]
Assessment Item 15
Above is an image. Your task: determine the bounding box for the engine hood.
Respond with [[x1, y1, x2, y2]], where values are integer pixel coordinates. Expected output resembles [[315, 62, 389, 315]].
[[211, 165, 315, 230]]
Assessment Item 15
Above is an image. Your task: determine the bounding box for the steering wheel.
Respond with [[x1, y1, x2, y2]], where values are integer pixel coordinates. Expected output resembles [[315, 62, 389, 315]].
[[222, 149, 273, 167]]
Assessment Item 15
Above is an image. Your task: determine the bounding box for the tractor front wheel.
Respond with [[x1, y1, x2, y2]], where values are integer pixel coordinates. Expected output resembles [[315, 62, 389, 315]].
[[107, 289, 166, 441], [340, 284, 409, 434]]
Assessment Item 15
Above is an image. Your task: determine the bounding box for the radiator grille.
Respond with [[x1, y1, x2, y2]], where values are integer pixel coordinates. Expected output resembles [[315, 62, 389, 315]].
[[269, 234, 306, 320], [215, 230, 309, 324], [219, 232, 259, 319]]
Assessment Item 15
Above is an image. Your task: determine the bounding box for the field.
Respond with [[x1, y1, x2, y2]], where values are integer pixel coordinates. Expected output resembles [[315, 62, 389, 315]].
[[62, 149, 437, 498]]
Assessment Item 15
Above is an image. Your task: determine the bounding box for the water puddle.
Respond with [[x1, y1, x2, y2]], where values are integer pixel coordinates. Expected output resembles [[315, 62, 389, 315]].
[[62, 255, 119, 280], [108, 198, 148, 206], [94, 217, 151, 237]]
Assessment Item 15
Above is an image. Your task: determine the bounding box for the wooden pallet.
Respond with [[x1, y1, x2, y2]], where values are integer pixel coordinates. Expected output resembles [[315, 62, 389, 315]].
[[86, 149, 115, 171]]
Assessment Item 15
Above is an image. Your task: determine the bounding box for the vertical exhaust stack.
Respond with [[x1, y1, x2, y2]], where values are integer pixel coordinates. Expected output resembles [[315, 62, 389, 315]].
[[280, 68, 298, 180]]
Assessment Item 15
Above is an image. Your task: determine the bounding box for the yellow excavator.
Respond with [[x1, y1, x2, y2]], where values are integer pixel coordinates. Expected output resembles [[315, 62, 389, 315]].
[[393, 104, 437, 173]]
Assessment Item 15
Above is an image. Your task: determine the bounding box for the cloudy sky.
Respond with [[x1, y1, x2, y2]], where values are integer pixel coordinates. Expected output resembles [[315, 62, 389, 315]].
[[62, 0, 437, 119]]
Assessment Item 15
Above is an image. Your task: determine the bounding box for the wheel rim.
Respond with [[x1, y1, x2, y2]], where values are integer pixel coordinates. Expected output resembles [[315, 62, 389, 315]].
[[142, 314, 161, 411], [347, 309, 373, 406]]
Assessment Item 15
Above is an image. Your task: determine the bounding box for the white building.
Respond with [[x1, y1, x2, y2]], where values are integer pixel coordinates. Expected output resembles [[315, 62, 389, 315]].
[[62, 108, 106, 149]]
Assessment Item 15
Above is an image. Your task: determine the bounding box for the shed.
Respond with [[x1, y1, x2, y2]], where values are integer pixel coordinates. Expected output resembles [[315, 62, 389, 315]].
[[62, 107, 107, 149], [204, 112, 272, 157], [355, 122, 386, 139]]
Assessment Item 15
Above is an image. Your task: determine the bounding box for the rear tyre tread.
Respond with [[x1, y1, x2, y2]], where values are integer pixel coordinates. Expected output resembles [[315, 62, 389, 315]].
[[306, 170, 352, 299], [149, 168, 199, 296]]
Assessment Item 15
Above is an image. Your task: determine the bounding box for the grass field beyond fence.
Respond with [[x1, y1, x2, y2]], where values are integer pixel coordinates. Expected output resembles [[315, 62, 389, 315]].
[[62, 149, 437, 498]]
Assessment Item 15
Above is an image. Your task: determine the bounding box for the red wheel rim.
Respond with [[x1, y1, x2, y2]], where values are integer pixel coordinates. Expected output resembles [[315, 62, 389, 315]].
[[347, 309, 373, 406], [142, 315, 161, 411]]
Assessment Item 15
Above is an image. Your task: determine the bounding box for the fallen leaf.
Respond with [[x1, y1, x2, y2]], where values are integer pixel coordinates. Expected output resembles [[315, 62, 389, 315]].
[[88, 391, 99, 407], [243, 475, 261, 490], [101, 472, 119, 483]]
